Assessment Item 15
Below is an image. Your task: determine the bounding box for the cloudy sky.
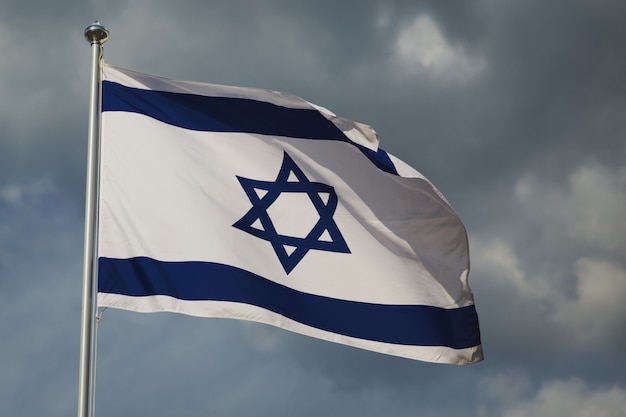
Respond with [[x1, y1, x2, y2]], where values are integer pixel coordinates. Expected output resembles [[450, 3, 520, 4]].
[[1, 0, 625, 416]]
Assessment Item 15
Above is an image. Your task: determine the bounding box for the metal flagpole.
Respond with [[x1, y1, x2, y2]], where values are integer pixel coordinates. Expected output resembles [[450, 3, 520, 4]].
[[78, 21, 109, 417]]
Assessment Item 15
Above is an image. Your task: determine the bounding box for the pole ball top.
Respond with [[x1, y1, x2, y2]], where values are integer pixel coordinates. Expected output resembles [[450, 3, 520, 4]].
[[84, 21, 109, 44]]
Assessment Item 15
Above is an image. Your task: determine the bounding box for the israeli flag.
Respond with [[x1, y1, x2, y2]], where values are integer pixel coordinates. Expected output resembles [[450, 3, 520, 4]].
[[97, 64, 482, 364]]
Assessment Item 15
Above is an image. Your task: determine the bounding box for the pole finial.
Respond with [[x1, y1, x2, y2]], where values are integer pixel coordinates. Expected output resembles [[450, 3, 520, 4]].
[[84, 21, 109, 44]]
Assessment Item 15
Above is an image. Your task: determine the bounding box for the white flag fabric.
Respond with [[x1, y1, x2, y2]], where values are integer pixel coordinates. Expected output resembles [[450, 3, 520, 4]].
[[97, 64, 483, 364]]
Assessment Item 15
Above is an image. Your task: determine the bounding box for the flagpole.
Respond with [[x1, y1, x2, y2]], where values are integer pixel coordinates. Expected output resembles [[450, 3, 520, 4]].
[[78, 21, 109, 417]]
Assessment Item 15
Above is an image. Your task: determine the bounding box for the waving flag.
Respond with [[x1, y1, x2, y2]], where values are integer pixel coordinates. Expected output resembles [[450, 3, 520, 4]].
[[97, 64, 482, 364]]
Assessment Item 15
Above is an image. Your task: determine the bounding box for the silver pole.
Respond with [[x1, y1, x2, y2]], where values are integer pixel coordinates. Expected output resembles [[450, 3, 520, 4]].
[[78, 21, 109, 417]]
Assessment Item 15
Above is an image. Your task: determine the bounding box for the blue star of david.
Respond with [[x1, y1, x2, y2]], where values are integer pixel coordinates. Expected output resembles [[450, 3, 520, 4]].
[[233, 151, 350, 274]]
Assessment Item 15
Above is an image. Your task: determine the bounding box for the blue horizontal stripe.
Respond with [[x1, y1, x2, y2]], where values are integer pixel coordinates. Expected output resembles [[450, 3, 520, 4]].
[[98, 257, 481, 349], [103, 81, 346, 140], [102, 81, 398, 175]]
